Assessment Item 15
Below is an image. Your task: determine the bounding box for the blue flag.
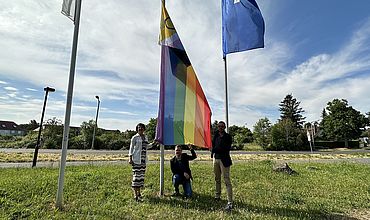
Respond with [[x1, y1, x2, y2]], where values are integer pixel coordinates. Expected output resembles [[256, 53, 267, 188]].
[[222, 0, 265, 57]]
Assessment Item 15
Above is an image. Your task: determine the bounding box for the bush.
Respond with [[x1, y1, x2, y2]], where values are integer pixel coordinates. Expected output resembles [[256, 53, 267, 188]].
[[0, 136, 23, 148], [269, 119, 309, 151], [43, 135, 63, 149], [231, 144, 244, 150], [98, 132, 126, 150], [314, 141, 359, 149], [0, 135, 18, 141], [5, 132, 39, 148], [68, 135, 86, 149]]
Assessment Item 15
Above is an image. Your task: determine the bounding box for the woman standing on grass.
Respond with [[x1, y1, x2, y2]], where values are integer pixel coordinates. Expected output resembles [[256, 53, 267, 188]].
[[128, 123, 149, 201]]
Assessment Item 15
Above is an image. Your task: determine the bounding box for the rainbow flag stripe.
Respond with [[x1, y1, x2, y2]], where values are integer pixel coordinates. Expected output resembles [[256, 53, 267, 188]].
[[155, 4, 212, 148]]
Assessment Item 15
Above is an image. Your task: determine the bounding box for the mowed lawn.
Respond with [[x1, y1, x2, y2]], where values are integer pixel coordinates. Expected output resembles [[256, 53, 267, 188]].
[[1, 161, 370, 219]]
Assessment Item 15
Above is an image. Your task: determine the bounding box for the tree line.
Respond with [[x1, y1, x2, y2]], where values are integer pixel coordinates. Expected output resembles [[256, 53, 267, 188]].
[[1, 95, 369, 150], [253, 95, 369, 150]]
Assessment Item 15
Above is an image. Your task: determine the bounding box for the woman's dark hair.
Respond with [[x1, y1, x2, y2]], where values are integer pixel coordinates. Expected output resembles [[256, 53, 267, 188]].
[[218, 121, 226, 126], [136, 123, 146, 132]]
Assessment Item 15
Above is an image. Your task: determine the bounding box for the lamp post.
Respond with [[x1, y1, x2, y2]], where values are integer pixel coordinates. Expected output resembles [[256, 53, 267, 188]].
[[91, 95, 100, 150], [306, 121, 316, 153], [32, 87, 55, 167], [311, 122, 316, 148]]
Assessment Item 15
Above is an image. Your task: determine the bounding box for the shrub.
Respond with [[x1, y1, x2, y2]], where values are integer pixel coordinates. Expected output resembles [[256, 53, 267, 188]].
[[314, 141, 359, 149], [68, 135, 86, 149], [270, 119, 309, 151], [99, 132, 126, 150]]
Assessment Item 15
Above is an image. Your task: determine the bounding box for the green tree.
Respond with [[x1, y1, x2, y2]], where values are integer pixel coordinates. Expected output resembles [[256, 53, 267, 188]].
[[98, 131, 125, 150], [253, 117, 272, 149], [18, 119, 39, 132], [270, 119, 307, 151], [211, 120, 219, 133], [279, 94, 306, 128], [43, 117, 63, 149], [228, 125, 253, 149], [121, 129, 136, 149], [321, 108, 328, 118], [228, 125, 239, 138], [80, 120, 96, 149], [146, 118, 157, 142], [68, 135, 85, 149], [319, 108, 328, 140], [210, 121, 252, 149], [209, 120, 219, 141], [321, 99, 369, 147]]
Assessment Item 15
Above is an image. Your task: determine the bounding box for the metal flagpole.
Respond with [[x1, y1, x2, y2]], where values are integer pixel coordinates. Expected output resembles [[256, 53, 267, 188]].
[[160, 144, 164, 196], [56, 0, 83, 208], [159, 0, 165, 197], [223, 56, 229, 132]]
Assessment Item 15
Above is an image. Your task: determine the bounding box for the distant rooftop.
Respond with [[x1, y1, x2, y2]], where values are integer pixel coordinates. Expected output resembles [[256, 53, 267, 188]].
[[0, 120, 23, 131]]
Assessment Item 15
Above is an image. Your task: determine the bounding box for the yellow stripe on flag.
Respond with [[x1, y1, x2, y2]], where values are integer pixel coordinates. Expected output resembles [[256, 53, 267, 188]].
[[183, 66, 196, 144]]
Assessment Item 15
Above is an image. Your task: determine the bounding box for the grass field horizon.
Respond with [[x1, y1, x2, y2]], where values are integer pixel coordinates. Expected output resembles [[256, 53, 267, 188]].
[[2, 149, 370, 164]]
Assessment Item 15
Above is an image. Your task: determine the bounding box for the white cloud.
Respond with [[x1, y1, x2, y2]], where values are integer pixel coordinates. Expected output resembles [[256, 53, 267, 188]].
[[103, 110, 137, 116], [4, 87, 18, 91], [0, 0, 370, 132]]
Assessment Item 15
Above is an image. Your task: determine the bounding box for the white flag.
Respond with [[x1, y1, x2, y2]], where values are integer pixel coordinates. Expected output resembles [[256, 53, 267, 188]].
[[306, 130, 311, 142], [62, 0, 76, 22]]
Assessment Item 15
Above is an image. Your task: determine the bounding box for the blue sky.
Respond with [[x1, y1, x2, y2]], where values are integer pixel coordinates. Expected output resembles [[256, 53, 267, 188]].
[[1, 0, 370, 131]]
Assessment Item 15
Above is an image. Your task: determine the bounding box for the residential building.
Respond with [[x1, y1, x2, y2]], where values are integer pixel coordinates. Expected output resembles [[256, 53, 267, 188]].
[[0, 120, 26, 136]]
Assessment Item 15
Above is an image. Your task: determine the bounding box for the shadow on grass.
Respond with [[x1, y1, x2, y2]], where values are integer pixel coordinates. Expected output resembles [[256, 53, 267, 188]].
[[147, 192, 359, 219], [147, 192, 229, 212]]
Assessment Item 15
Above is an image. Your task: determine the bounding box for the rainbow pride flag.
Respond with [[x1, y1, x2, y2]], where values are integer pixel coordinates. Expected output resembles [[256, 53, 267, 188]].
[[155, 3, 212, 148]]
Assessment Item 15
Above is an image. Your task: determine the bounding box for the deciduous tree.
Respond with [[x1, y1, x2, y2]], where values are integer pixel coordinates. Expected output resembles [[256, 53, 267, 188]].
[[321, 99, 369, 147], [253, 117, 271, 149], [270, 119, 307, 151], [146, 118, 157, 142]]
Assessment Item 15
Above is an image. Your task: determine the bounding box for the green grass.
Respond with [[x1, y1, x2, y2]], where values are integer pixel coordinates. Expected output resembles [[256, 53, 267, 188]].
[[1, 161, 370, 219]]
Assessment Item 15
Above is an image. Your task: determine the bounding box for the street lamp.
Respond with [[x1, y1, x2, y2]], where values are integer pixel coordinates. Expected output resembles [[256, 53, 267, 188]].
[[91, 95, 100, 150], [32, 86, 55, 167], [306, 121, 317, 153]]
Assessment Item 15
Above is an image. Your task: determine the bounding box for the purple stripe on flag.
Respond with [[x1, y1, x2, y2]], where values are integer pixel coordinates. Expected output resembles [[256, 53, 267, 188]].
[[163, 47, 176, 144], [155, 46, 166, 143]]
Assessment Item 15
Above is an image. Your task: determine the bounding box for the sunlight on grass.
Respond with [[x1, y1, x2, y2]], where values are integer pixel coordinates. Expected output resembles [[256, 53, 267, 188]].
[[1, 162, 370, 219]]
